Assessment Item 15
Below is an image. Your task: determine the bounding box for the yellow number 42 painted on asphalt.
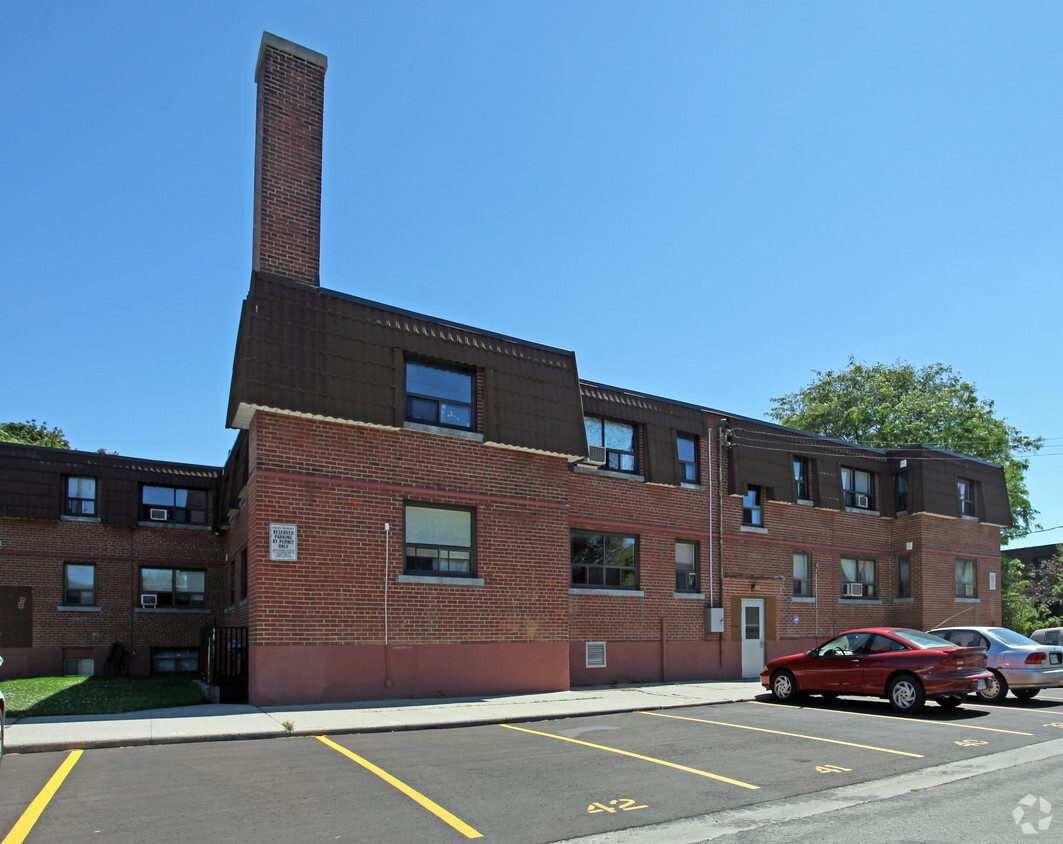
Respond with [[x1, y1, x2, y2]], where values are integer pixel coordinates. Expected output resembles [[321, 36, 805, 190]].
[[588, 799, 648, 814]]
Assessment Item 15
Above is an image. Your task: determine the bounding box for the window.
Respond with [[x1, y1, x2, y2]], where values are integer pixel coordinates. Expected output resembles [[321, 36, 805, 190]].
[[677, 435, 698, 484], [896, 471, 909, 512], [141, 486, 208, 524], [584, 416, 637, 473], [64, 563, 96, 605], [140, 567, 206, 607], [240, 549, 248, 601], [152, 648, 199, 673], [958, 478, 976, 517], [841, 557, 877, 598], [404, 503, 474, 575], [742, 485, 762, 526], [63, 658, 95, 677], [793, 552, 811, 597], [841, 467, 874, 510], [675, 540, 698, 592], [956, 558, 977, 598], [65, 476, 96, 516], [571, 530, 637, 588], [793, 458, 811, 501], [405, 360, 474, 429], [898, 555, 911, 598]]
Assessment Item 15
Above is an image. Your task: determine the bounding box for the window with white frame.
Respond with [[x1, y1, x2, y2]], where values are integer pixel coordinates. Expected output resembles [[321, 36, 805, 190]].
[[956, 558, 977, 598], [793, 552, 811, 597], [404, 503, 475, 576], [841, 557, 877, 598]]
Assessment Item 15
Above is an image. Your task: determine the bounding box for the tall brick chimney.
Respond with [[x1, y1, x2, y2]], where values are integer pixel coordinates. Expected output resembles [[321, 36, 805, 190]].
[[252, 33, 328, 286]]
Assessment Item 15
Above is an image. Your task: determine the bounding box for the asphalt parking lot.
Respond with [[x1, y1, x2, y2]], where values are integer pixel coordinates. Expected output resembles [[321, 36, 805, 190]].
[[3, 692, 1063, 843]]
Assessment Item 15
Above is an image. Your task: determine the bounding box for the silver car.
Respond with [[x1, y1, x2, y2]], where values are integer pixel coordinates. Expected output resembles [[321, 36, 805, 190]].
[[929, 626, 1063, 702]]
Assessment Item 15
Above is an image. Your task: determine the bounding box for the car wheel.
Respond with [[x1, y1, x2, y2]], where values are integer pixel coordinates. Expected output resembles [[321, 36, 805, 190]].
[[770, 669, 801, 703], [976, 670, 1008, 703], [936, 694, 964, 709], [887, 674, 925, 714], [1013, 689, 1039, 701]]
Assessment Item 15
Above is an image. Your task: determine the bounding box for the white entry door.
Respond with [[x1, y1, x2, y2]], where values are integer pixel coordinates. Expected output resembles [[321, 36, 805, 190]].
[[741, 599, 765, 679]]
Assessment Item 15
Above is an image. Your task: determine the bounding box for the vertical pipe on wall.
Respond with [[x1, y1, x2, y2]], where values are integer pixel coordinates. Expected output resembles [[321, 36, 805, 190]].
[[384, 522, 392, 687], [660, 617, 667, 682], [706, 422, 714, 607]]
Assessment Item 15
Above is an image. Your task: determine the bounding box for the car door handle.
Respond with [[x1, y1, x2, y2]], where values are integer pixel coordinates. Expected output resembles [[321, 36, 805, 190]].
[[850, 659, 860, 664]]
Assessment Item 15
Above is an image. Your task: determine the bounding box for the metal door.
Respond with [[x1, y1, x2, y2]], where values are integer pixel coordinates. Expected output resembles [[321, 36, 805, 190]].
[[740, 598, 765, 679]]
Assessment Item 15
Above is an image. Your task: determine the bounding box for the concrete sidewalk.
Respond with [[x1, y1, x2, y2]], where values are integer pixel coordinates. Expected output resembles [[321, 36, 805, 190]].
[[4, 680, 766, 755]]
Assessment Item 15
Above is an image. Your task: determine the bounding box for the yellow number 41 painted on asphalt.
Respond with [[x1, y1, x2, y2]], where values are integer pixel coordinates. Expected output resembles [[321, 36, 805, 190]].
[[588, 799, 648, 814]]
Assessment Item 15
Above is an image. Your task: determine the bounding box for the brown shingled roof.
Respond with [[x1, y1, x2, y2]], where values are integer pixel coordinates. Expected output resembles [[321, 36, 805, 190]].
[[228, 272, 588, 458]]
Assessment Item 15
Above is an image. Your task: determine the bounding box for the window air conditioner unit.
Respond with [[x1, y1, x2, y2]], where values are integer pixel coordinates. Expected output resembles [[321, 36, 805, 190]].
[[855, 494, 870, 509], [141, 593, 158, 608], [843, 582, 864, 598], [149, 508, 169, 521], [585, 445, 607, 466]]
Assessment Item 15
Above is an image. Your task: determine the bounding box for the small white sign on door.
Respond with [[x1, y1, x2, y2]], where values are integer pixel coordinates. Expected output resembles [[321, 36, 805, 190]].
[[270, 523, 298, 561]]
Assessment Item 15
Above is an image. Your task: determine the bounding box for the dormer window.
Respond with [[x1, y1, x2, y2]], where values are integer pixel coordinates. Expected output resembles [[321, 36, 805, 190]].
[[793, 457, 811, 501], [896, 471, 909, 512], [841, 467, 874, 510], [584, 416, 637, 473], [65, 476, 96, 516], [957, 478, 976, 518], [677, 434, 698, 484], [405, 360, 475, 430], [141, 486, 208, 525]]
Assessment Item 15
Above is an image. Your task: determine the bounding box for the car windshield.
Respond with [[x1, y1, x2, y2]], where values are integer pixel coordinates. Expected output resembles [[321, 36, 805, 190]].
[[988, 628, 1039, 647], [891, 629, 954, 649]]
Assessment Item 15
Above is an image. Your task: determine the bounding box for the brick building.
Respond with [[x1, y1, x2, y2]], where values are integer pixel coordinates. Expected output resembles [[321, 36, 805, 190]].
[[0, 33, 1011, 705]]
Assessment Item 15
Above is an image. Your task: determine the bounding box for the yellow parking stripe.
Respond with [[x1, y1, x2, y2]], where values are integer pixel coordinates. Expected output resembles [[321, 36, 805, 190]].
[[639, 710, 924, 757], [748, 701, 1034, 736], [2, 750, 83, 844], [500, 724, 759, 790], [316, 736, 482, 839]]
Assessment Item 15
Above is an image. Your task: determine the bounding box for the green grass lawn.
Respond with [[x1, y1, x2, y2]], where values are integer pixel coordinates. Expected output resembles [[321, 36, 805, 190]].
[[3, 675, 206, 719]]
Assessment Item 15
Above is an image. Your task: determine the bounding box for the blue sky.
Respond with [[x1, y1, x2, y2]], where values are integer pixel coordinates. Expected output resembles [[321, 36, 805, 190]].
[[2, 2, 1061, 550]]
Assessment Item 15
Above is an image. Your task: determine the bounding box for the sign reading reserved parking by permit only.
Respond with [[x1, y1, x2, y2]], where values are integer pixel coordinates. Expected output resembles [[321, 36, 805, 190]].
[[270, 523, 298, 561]]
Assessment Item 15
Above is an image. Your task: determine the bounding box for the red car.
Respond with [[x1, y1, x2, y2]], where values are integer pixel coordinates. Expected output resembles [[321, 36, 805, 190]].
[[760, 628, 992, 714]]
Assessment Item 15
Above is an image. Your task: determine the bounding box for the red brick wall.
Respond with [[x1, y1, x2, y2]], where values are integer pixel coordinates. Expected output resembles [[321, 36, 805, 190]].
[[0, 515, 225, 678], [240, 410, 1003, 702], [252, 38, 326, 285]]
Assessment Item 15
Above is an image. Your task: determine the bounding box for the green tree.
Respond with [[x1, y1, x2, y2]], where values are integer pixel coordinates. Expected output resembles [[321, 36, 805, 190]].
[[0, 419, 71, 449], [769, 358, 1042, 541], [1026, 549, 1063, 630], [1001, 556, 1038, 635]]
